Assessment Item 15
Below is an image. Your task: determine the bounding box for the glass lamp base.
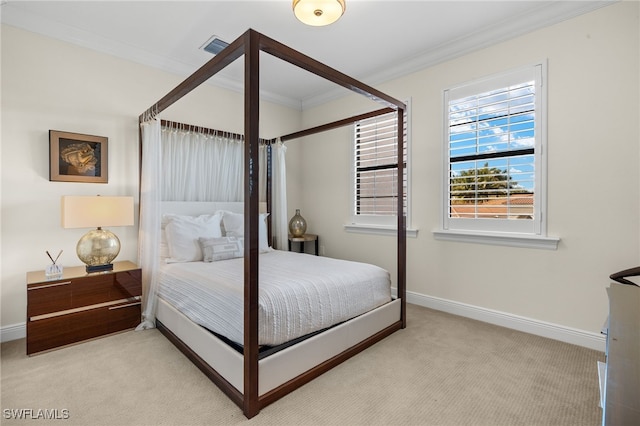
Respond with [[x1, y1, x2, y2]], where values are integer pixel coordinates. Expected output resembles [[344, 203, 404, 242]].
[[77, 227, 121, 273], [288, 209, 307, 237]]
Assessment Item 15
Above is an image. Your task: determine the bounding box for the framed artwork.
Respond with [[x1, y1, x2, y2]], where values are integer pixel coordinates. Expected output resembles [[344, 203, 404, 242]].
[[49, 130, 108, 183]]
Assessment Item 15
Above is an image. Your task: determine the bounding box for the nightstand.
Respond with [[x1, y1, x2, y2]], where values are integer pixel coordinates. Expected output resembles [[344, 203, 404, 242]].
[[288, 234, 319, 256], [26, 260, 142, 355]]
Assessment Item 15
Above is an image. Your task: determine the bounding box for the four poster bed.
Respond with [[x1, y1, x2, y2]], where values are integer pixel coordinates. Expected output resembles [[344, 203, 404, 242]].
[[138, 29, 406, 418]]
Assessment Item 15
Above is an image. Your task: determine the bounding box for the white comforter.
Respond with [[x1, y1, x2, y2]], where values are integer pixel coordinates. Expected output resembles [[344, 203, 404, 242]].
[[158, 250, 392, 346]]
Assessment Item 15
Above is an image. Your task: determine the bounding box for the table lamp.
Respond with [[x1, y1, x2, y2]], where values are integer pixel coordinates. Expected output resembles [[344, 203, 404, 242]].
[[61, 195, 134, 272]]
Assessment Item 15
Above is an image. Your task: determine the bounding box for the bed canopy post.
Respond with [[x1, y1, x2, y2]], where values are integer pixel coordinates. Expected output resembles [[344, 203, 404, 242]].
[[397, 107, 407, 328], [243, 29, 261, 419]]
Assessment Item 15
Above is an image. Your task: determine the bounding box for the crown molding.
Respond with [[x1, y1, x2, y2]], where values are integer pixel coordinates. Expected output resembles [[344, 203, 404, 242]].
[[1, 4, 304, 110], [2, 1, 616, 111], [300, 0, 617, 110]]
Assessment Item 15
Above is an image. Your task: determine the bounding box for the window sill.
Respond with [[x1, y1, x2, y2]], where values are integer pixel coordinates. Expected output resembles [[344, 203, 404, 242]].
[[432, 229, 559, 250], [344, 224, 418, 238]]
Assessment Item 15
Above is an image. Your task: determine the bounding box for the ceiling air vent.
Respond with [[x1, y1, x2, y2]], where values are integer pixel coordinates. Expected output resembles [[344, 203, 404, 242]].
[[201, 35, 229, 55]]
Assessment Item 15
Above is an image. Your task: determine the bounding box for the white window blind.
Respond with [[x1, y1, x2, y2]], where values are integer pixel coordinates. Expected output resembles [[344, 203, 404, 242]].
[[354, 111, 407, 218], [443, 64, 546, 236]]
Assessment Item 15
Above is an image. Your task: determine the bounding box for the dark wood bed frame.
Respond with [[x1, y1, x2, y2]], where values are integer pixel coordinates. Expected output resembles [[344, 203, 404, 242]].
[[139, 29, 406, 419]]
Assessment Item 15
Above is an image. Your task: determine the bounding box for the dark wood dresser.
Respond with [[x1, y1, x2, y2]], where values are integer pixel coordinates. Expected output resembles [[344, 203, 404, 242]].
[[26, 260, 141, 355], [602, 282, 640, 425]]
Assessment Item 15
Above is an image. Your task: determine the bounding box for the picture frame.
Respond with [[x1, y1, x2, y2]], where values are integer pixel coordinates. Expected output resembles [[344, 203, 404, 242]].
[[49, 130, 108, 183]]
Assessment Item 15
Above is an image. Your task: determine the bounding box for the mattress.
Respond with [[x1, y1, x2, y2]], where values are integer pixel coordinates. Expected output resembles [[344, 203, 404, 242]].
[[157, 249, 392, 346]]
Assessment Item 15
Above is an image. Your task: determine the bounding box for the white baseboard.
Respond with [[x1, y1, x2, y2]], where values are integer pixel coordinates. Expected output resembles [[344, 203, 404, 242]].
[[1, 322, 26, 343], [395, 289, 606, 352]]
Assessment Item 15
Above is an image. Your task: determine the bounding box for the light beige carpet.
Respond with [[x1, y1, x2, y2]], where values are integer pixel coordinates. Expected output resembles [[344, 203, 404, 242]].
[[1, 304, 604, 425]]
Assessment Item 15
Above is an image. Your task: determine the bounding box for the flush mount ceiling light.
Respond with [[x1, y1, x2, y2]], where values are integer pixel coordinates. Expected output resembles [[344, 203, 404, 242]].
[[293, 0, 346, 26]]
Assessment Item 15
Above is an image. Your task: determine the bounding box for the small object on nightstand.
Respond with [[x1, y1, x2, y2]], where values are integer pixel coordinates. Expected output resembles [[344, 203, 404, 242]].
[[45, 250, 63, 279], [288, 233, 319, 256], [288, 209, 307, 237], [61, 195, 134, 273], [45, 263, 63, 279]]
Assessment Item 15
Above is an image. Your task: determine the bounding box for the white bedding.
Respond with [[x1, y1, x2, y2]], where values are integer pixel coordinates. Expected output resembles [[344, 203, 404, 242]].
[[157, 250, 392, 346]]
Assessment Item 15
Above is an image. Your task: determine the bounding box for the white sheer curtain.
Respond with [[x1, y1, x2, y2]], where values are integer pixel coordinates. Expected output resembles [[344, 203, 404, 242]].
[[271, 141, 288, 250], [136, 118, 161, 330], [136, 121, 288, 329], [162, 127, 245, 201]]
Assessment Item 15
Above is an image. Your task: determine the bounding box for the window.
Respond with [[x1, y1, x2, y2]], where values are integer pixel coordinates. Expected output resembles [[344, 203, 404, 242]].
[[349, 106, 410, 233], [436, 64, 558, 249]]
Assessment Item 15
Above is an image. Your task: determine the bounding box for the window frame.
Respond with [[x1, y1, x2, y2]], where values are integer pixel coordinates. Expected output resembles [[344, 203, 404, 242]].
[[346, 99, 417, 237], [435, 63, 559, 249]]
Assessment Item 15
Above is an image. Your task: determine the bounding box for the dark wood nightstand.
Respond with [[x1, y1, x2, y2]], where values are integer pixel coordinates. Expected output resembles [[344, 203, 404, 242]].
[[288, 234, 319, 255], [26, 260, 142, 355]]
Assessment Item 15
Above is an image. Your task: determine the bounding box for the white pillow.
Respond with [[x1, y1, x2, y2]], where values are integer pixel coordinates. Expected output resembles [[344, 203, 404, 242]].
[[221, 211, 270, 252], [165, 213, 223, 263], [159, 230, 170, 260], [161, 213, 186, 229], [160, 214, 200, 260], [221, 211, 244, 236], [199, 236, 244, 262]]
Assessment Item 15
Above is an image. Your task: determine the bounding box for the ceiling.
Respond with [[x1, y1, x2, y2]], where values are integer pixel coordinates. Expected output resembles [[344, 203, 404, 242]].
[[1, 0, 614, 110]]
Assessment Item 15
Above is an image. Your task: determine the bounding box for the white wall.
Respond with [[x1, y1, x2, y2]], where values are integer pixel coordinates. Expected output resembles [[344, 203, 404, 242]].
[[294, 1, 639, 349], [0, 25, 300, 337]]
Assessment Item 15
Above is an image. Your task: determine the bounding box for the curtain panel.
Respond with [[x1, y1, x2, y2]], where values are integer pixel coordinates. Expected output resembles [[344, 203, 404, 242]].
[[136, 118, 161, 330], [137, 120, 287, 329]]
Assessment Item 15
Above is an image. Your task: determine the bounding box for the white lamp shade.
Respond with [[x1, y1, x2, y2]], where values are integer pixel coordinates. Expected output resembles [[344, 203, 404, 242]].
[[61, 196, 134, 229], [293, 0, 345, 26]]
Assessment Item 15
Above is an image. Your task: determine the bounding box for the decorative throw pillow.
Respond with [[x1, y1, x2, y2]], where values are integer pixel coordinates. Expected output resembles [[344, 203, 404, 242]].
[[221, 211, 271, 252], [199, 236, 244, 262], [164, 213, 223, 263]]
